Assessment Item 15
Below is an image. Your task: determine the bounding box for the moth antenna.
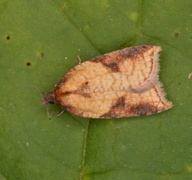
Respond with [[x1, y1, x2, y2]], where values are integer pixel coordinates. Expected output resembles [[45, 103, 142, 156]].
[[16, 84, 54, 120], [16, 84, 45, 95]]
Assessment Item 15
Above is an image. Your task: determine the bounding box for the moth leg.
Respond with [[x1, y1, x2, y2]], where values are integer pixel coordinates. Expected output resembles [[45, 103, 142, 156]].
[[188, 72, 192, 79], [46, 105, 52, 120], [77, 55, 82, 64], [57, 108, 65, 116]]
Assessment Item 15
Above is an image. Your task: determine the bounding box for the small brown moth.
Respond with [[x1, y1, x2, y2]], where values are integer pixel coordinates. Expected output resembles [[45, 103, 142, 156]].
[[41, 45, 173, 118]]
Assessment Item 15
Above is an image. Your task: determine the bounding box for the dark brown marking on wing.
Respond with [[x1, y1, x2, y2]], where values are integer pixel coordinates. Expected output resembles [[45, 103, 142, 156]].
[[119, 46, 151, 58], [74, 81, 91, 95], [103, 61, 119, 72], [100, 101, 160, 118], [130, 103, 158, 116], [54, 80, 91, 105], [54, 85, 63, 105], [91, 54, 107, 63], [111, 96, 126, 109], [80, 81, 89, 88], [91, 54, 120, 72], [100, 96, 127, 118]]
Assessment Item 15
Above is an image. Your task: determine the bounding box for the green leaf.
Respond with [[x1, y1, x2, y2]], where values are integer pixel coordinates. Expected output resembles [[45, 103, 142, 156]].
[[0, 0, 192, 179]]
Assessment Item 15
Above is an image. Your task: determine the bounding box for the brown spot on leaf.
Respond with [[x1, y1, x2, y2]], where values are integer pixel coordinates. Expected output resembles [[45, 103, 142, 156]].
[[40, 52, 44, 59], [6, 35, 10, 40], [175, 32, 179, 37], [26, 62, 31, 66]]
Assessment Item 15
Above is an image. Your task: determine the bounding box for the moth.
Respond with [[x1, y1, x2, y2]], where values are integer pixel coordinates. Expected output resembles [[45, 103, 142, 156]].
[[41, 45, 173, 118]]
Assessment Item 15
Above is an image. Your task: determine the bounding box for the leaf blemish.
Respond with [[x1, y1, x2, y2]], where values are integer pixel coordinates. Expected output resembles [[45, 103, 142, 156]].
[[26, 62, 31, 66], [175, 32, 179, 37], [6, 35, 10, 40], [40, 52, 44, 59]]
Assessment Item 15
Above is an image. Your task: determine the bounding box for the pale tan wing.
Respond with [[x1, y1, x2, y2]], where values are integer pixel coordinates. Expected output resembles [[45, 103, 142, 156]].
[[99, 84, 173, 118], [55, 84, 172, 118], [57, 46, 160, 93], [54, 45, 172, 118]]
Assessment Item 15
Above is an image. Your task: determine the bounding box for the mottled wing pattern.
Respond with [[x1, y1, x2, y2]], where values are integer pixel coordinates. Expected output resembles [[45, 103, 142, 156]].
[[54, 45, 172, 118]]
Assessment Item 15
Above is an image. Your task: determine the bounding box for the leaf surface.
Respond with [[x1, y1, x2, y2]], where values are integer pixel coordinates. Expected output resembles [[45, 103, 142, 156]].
[[0, 0, 192, 179]]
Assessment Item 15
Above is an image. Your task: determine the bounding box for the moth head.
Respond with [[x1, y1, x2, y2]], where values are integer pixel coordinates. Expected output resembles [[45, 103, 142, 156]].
[[41, 92, 56, 105]]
